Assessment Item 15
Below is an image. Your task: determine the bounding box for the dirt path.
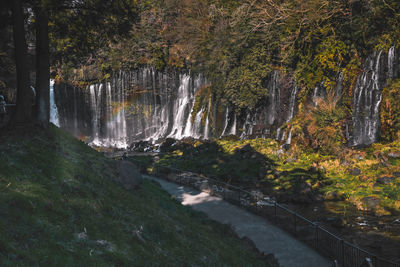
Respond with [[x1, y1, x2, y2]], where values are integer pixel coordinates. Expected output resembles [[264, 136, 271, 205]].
[[145, 175, 331, 267]]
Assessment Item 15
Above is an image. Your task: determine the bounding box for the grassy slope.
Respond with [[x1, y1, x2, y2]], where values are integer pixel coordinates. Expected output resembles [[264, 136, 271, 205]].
[[0, 126, 267, 266], [135, 138, 400, 215]]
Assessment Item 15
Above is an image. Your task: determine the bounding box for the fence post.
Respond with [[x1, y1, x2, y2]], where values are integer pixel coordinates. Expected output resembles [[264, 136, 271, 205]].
[[255, 195, 258, 214], [341, 239, 345, 267], [294, 212, 297, 236], [372, 255, 377, 267]]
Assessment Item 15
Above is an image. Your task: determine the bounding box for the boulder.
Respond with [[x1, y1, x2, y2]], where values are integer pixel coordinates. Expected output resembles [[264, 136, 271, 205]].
[[116, 161, 143, 190], [349, 168, 361, 176], [129, 140, 153, 152], [356, 196, 380, 212], [376, 176, 396, 185], [298, 182, 312, 194], [354, 154, 364, 160], [167, 173, 179, 182], [388, 152, 400, 158], [276, 149, 285, 157], [324, 191, 339, 201], [159, 138, 177, 152], [289, 182, 315, 203], [285, 157, 297, 163], [199, 180, 211, 193]]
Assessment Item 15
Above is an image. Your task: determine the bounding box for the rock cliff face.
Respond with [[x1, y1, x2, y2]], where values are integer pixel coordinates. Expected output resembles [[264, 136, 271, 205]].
[[54, 47, 399, 148]]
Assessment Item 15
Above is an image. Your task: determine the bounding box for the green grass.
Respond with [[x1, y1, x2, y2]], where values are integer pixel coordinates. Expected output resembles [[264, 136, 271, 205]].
[[0, 126, 269, 266]]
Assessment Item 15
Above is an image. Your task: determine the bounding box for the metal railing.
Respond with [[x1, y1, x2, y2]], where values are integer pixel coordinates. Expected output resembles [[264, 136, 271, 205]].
[[150, 163, 400, 267]]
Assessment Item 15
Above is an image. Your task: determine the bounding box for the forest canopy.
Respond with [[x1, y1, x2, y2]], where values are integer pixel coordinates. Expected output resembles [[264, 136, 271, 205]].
[[1, 0, 400, 118], [49, 0, 400, 110]]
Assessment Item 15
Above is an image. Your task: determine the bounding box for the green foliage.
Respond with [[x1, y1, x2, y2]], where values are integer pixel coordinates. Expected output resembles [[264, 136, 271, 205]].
[[225, 44, 271, 109], [381, 79, 400, 141], [295, 36, 348, 92]]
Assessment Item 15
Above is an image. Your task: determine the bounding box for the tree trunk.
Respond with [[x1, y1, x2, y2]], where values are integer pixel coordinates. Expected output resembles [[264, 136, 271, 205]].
[[36, 6, 50, 127], [12, 0, 32, 124]]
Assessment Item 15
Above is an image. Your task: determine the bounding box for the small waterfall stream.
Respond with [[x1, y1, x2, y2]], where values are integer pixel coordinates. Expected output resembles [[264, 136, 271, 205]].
[[49, 79, 60, 127]]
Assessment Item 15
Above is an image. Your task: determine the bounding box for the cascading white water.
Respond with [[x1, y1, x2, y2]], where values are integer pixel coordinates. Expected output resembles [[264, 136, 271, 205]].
[[167, 74, 192, 139], [220, 106, 237, 137], [388, 46, 395, 79], [351, 49, 385, 146], [312, 86, 319, 107], [221, 107, 230, 137], [286, 85, 298, 123], [54, 47, 398, 148], [89, 84, 103, 146], [49, 79, 60, 127], [203, 96, 212, 139], [230, 113, 237, 135], [266, 71, 281, 125], [55, 69, 210, 147]]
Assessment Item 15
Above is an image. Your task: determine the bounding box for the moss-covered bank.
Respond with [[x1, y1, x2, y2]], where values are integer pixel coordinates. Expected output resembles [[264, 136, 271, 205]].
[[130, 138, 400, 216]]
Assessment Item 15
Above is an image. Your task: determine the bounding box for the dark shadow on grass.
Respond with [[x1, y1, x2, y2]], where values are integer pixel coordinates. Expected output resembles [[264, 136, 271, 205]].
[[158, 141, 278, 187]]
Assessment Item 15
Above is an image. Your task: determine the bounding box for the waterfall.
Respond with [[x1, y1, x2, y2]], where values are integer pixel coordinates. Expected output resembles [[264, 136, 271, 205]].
[[312, 86, 319, 107], [230, 113, 237, 135], [55, 68, 298, 146], [221, 106, 237, 137], [89, 84, 103, 146], [203, 96, 212, 139], [350, 47, 399, 147], [286, 85, 298, 123], [53, 46, 397, 148], [55, 69, 211, 147], [388, 46, 395, 79], [49, 80, 60, 127], [285, 128, 293, 145], [167, 74, 192, 139], [350, 51, 383, 146], [269, 71, 281, 124]]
